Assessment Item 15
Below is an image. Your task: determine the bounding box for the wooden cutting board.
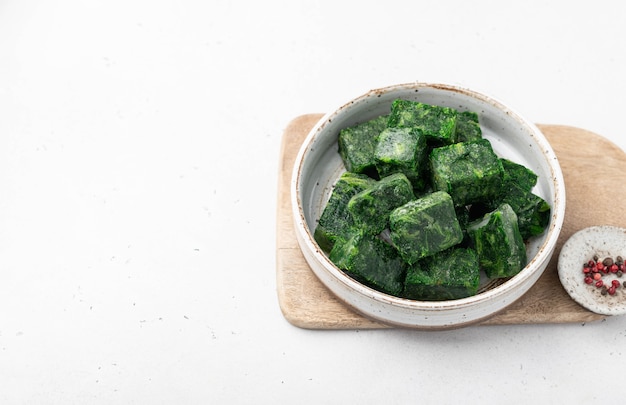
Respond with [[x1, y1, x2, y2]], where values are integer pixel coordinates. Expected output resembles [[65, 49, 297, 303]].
[[276, 114, 626, 329]]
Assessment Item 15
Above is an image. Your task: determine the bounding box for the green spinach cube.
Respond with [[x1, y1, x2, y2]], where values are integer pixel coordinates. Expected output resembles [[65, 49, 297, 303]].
[[329, 231, 406, 296], [455, 111, 482, 142], [500, 158, 538, 193], [468, 203, 527, 279], [494, 159, 550, 239], [387, 99, 458, 146], [403, 247, 480, 300], [338, 115, 388, 175], [374, 127, 428, 189], [501, 190, 551, 240], [314, 172, 376, 252], [430, 138, 504, 207], [347, 173, 415, 235], [389, 191, 463, 264]]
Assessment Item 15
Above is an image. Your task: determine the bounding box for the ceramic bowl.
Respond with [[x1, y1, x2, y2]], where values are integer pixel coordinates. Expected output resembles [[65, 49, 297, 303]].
[[558, 226, 626, 316], [291, 82, 566, 329]]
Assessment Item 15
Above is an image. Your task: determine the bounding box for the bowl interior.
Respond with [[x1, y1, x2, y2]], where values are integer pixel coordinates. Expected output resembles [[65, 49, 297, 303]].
[[295, 83, 563, 304]]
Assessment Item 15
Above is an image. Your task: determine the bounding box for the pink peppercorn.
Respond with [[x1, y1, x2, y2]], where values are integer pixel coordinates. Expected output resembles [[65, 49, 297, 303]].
[[582, 256, 626, 297]]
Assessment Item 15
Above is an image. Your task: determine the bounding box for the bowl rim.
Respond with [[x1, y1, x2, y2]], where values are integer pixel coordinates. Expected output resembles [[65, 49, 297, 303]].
[[290, 81, 566, 313]]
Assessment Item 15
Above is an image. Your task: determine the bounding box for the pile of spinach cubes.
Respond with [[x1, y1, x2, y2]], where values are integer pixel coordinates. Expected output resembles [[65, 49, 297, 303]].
[[314, 99, 551, 300]]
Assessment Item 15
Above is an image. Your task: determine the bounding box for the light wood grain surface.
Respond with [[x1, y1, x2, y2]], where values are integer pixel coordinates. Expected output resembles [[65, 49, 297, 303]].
[[276, 114, 626, 329]]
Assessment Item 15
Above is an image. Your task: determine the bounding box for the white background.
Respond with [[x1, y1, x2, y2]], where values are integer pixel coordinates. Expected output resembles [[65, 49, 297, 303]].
[[1, 1, 625, 403]]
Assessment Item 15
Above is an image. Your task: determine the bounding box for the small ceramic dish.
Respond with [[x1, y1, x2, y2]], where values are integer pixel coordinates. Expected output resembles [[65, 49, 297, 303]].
[[558, 225, 626, 316], [291, 82, 566, 329]]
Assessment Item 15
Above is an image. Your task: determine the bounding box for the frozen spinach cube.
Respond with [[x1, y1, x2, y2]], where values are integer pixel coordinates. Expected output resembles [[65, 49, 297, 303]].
[[389, 191, 463, 264], [500, 158, 538, 193], [338, 115, 388, 175], [403, 247, 480, 300], [491, 159, 550, 239], [314, 172, 376, 252], [455, 111, 482, 142], [374, 127, 427, 189], [387, 99, 458, 146], [347, 173, 415, 235], [504, 191, 551, 240], [468, 203, 527, 279], [329, 231, 406, 296], [430, 139, 504, 207]]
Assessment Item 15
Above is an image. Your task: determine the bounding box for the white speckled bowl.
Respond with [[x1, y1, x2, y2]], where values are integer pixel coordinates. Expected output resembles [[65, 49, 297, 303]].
[[291, 82, 566, 329], [558, 226, 626, 316]]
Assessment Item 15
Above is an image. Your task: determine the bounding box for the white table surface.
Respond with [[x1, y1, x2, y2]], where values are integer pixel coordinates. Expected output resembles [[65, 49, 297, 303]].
[[1, 1, 624, 403]]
